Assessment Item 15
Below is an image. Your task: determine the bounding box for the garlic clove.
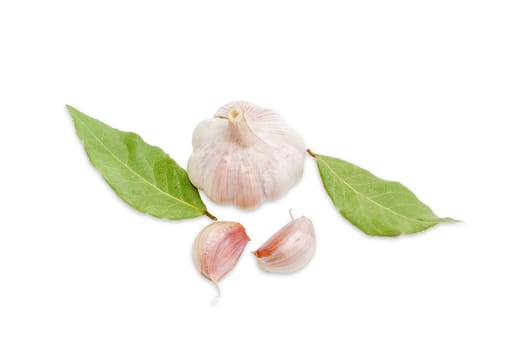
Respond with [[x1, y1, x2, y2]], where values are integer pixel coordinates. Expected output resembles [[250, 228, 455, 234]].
[[193, 221, 250, 283], [187, 101, 306, 209], [253, 216, 315, 273]]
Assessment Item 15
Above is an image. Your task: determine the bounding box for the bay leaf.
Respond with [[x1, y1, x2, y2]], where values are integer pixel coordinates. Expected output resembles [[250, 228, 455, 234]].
[[67, 105, 215, 221], [309, 150, 456, 236]]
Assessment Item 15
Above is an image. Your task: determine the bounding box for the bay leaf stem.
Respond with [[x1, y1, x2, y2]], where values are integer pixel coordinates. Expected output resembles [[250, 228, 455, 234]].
[[307, 149, 318, 158], [204, 210, 218, 221]]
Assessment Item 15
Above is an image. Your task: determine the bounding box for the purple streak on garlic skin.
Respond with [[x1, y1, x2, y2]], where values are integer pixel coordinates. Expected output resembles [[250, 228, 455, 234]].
[[254, 216, 315, 273], [193, 221, 250, 283], [187, 101, 306, 209]]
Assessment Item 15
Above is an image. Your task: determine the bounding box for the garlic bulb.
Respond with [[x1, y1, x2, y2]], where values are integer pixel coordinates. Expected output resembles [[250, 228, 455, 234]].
[[193, 221, 250, 283], [253, 216, 315, 273], [187, 101, 306, 209]]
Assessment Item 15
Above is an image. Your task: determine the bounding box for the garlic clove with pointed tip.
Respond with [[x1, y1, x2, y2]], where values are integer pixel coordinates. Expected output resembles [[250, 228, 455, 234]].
[[253, 216, 315, 273], [187, 101, 306, 209], [193, 221, 250, 283]]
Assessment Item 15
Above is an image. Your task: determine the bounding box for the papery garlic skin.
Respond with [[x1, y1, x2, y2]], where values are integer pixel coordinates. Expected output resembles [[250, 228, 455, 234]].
[[254, 216, 315, 273], [188, 101, 306, 209], [193, 221, 250, 283]]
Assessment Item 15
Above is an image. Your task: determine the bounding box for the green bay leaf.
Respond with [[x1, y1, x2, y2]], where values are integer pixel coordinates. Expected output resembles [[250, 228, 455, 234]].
[[310, 151, 456, 236], [67, 105, 214, 221]]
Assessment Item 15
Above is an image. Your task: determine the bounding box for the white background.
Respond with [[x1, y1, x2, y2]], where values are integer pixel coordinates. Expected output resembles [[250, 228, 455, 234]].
[[1, 1, 524, 349]]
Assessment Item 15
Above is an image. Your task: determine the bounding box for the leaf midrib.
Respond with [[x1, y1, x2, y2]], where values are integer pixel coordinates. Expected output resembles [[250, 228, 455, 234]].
[[74, 115, 203, 214], [317, 156, 439, 225]]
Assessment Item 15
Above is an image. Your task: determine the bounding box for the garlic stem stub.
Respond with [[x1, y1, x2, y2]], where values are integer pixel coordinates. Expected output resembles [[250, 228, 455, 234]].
[[187, 101, 306, 209], [193, 221, 250, 283], [254, 216, 315, 273]]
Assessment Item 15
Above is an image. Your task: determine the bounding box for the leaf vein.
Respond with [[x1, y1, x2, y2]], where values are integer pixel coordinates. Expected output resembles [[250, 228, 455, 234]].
[[75, 116, 203, 214], [318, 157, 439, 225]]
